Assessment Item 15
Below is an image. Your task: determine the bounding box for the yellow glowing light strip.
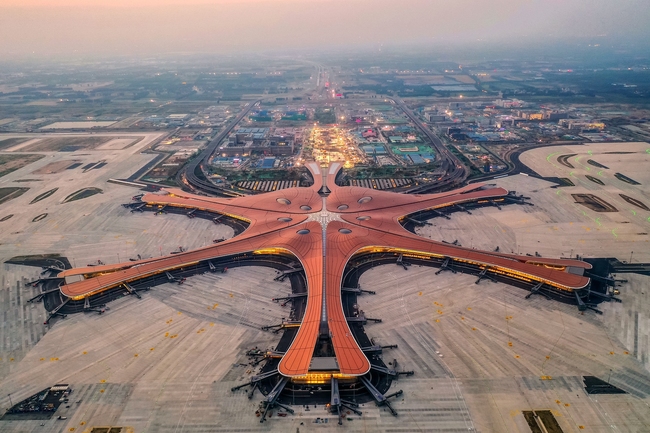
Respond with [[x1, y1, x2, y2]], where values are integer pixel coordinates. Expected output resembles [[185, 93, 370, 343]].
[[357, 246, 444, 260], [354, 246, 584, 291], [253, 248, 283, 255], [281, 323, 301, 328], [291, 372, 357, 384], [526, 262, 566, 271]]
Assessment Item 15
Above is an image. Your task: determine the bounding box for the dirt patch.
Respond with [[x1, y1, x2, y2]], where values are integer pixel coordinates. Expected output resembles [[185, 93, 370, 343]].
[[614, 172, 641, 185], [556, 154, 576, 168], [63, 187, 103, 203], [522, 411, 564, 433], [22, 136, 111, 152], [0, 214, 14, 222], [572, 193, 618, 212], [0, 187, 29, 205], [585, 175, 605, 185], [32, 159, 81, 174], [30, 188, 58, 204], [620, 194, 650, 211], [587, 159, 609, 169], [0, 154, 45, 178]]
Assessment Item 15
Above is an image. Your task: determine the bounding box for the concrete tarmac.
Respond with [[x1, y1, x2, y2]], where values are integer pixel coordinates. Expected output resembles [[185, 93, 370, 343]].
[[0, 140, 649, 432]]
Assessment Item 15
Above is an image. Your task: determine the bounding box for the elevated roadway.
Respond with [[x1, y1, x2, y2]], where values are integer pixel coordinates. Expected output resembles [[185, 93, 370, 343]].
[[176, 100, 261, 197], [390, 97, 468, 192]]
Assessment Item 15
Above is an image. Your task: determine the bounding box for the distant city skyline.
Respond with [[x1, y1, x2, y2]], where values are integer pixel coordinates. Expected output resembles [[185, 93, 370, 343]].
[[1, 0, 649, 58]]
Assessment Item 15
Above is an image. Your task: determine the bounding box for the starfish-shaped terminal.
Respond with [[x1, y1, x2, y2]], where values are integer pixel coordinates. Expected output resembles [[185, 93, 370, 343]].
[[58, 162, 591, 378]]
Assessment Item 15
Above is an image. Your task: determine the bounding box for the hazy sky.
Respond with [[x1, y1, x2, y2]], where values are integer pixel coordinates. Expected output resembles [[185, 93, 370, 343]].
[[1, 0, 649, 58]]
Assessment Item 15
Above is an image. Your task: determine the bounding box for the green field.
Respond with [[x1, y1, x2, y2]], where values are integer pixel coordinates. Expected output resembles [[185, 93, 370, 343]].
[[314, 108, 337, 124], [0, 187, 29, 205], [0, 137, 29, 150]]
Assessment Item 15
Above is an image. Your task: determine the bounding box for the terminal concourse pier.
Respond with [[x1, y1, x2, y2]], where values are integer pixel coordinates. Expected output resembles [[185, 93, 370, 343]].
[[44, 162, 595, 422]]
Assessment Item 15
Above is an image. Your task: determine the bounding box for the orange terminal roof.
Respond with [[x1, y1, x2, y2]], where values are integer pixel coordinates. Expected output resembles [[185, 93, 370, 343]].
[[58, 162, 591, 377]]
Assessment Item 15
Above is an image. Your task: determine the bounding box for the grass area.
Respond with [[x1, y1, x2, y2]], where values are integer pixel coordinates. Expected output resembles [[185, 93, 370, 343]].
[[614, 172, 641, 185], [0, 187, 29, 205], [0, 154, 45, 178], [29, 188, 58, 204], [62, 187, 103, 203], [281, 114, 307, 121], [32, 213, 48, 222], [0, 137, 29, 150], [250, 116, 272, 122], [314, 108, 337, 124], [23, 136, 111, 152]]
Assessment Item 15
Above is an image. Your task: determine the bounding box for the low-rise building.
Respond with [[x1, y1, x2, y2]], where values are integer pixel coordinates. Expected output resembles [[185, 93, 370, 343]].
[[220, 127, 296, 156]]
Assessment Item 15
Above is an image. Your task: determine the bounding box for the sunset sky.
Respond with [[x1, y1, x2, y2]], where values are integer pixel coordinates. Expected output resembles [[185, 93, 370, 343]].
[[1, 0, 648, 58]]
